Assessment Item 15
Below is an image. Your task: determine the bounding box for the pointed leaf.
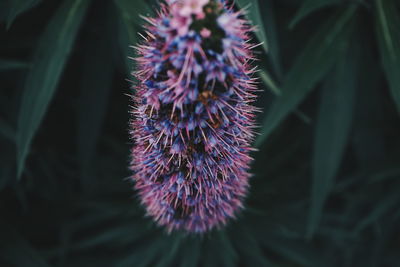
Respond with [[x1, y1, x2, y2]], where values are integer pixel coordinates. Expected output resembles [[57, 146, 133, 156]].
[[255, 6, 356, 147], [354, 190, 400, 234], [307, 49, 357, 238], [375, 0, 400, 114], [0, 59, 29, 71], [5, 0, 42, 29], [260, 70, 281, 95], [352, 40, 385, 169], [236, 0, 268, 53], [114, 0, 152, 73], [259, 0, 282, 78], [77, 1, 116, 184], [16, 0, 90, 179], [289, 0, 341, 29], [114, 0, 151, 24]]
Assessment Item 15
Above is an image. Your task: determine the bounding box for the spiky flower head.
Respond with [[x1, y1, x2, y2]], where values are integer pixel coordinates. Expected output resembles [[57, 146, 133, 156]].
[[130, 0, 259, 233]]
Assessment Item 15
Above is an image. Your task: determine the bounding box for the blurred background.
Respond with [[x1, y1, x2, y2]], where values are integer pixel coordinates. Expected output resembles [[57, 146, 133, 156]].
[[1, 0, 400, 266]]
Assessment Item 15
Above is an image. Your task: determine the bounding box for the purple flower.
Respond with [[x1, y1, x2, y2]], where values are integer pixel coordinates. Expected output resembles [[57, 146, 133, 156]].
[[130, 0, 259, 233]]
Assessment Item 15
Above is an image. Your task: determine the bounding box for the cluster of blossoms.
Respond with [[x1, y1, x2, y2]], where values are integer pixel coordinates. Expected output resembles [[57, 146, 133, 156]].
[[130, 0, 259, 233]]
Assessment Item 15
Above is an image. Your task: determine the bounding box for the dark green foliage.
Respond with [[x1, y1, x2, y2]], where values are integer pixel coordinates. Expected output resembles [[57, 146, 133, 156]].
[[237, 0, 268, 53], [0, 59, 29, 71], [16, 0, 90, 179], [76, 0, 117, 189], [308, 44, 358, 237], [375, 0, 400, 114], [3, 0, 42, 29], [256, 5, 356, 146], [0, 0, 400, 266], [289, 0, 341, 29]]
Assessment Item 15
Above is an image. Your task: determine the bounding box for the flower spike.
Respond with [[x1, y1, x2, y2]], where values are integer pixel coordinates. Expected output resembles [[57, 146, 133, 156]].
[[130, 0, 260, 233]]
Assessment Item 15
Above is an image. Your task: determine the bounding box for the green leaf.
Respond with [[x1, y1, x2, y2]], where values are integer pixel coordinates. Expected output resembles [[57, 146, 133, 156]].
[[114, 0, 152, 73], [5, 0, 42, 29], [375, 0, 400, 114], [289, 0, 341, 29], [16, 0, 90, 179], [236, 0, 268, 53], [260, 69, 281, 95], [255, 6, 356, 148], [259, 0, 282, 78], [0, 59, 29, 71], [114, 0, 152, 23], [307, 49, 357, 238], [0, 222, 50, 267], [354, 189, 400, 234], [351, 37, 385, 169], [77, 1, 116, 187]]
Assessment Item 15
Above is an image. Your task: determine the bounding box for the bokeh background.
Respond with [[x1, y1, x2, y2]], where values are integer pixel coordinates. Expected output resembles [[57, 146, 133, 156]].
[[1, 0, 400, 266]]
